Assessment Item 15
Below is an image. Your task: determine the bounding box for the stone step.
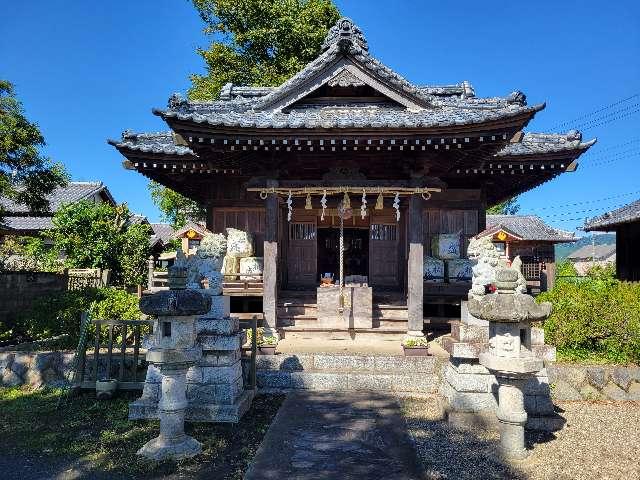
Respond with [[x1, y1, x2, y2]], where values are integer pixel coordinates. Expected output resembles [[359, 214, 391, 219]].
[[279, 326, 407, 341], [277, 315, 318, 327], [277, 305, 318, 316], [257, 353, 440, 374], [257, 369, 439, 393]]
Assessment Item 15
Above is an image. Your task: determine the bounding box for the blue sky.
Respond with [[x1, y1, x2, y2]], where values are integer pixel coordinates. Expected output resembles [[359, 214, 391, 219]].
[[2, 0, 639, 233]]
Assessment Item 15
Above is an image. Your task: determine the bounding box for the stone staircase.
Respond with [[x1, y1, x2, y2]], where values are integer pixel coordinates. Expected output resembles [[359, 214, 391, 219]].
[[276, 291, 410, 340], [256, 352, 444, 395]]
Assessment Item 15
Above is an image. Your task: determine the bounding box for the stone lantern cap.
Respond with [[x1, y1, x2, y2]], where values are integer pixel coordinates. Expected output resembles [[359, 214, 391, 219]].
[[140, 290, 211, 317], [467, 267, 551, 323]]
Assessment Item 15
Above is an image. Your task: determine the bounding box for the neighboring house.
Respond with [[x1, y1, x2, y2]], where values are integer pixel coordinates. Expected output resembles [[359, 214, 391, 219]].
[[150, 223, 175, 257], [479, 215, 576, 291], [584, 198, 639, 281], [566, 243, 616, 276], [0, 181, 116, 238]]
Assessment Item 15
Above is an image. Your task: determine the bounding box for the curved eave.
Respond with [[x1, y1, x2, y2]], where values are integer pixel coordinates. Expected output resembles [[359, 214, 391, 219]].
[[108, 139, 197, 160], [494, 139, 596, 173]]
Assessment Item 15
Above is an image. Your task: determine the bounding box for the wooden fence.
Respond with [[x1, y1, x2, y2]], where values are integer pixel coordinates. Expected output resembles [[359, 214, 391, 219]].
[[73, 315, 258, 392]]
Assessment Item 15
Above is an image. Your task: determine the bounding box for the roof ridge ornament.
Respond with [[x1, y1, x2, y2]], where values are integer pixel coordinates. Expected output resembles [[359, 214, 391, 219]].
[[507, 91, 527, 106], [168, 92, 187, 109], [322, 17, 368, 52]]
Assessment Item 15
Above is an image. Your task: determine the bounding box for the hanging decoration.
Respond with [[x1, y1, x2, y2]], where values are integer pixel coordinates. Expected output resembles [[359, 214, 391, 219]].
[[393, 192, 400, 221], [305, 191, 312, 210], [343, 191, 351, 209], [320, 190, 327, 221], [375, 191, 384, 210], [286, 190, 293, 221], [360, 189, 367, 219]]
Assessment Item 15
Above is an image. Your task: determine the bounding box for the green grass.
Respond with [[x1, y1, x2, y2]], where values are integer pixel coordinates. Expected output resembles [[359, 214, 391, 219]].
[[0, 386, 284, 479]]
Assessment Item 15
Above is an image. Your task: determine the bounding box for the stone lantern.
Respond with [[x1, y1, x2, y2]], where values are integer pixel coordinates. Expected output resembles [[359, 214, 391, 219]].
[[468, 267, 552, 459], [137, 252, 211, 460]]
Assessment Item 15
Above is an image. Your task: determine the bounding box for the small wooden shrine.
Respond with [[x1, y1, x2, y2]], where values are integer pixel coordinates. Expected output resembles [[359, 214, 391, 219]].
[[110, 18, 594, 338]]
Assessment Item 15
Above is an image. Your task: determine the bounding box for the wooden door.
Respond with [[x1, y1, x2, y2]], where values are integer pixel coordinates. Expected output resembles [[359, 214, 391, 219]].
[[369, 217, 399, 287], [287, 221, 317, 286]]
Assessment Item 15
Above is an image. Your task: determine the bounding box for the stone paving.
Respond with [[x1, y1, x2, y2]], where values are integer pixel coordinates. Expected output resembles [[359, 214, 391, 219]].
[[245, 391, 426, 480]]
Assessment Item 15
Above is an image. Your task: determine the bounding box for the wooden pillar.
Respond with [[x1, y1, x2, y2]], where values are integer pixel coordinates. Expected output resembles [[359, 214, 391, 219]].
[[407, 194, 425, 338], [263, 181, 279, 338]]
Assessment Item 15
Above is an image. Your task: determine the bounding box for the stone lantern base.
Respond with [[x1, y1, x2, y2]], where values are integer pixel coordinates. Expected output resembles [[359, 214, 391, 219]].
[[130, 314, 254, 423], [138, 430, 202, 461]]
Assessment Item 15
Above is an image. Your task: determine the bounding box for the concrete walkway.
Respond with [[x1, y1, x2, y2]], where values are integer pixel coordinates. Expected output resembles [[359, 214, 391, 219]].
[[245, 391, 426, 480]]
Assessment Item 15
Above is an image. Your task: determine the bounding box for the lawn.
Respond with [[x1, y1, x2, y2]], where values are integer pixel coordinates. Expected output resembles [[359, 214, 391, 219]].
[[0, 386, 284, 479]]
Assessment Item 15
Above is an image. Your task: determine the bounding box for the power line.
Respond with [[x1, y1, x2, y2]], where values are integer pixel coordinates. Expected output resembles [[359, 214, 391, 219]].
[[581, 107, 640, 131], [581, 147, 640, 163], [541, 202, 629, 218], [585, 151, 640, 167], [550, 93, 639, 130], [586, 137, 640, 154], [570, 102, 640, 129], [527, 189, 640, 211]]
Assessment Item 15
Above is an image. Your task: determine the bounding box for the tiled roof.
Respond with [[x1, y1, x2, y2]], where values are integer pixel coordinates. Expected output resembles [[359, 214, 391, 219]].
[[108, 131, 195, 157], [496, 131, 596, 157], [567, 243, 616, 261], [153, 18, 542, 131], [584, 199, 640, 231], [155, 102, 542, 130], [0, 216, 54, 232], [150, 223, 175, 247], [109, 128, 589, 160], [484, 215, 576, 242], [0, 181, 115, 214]]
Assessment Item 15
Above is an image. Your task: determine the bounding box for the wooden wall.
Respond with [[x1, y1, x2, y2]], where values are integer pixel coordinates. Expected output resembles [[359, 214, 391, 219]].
[[423, 209, 479, 257], [617, 221, 640, 282]]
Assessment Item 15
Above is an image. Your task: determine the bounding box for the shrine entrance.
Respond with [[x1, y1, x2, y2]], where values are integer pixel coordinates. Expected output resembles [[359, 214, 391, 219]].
[[318, 227, 369, 281]]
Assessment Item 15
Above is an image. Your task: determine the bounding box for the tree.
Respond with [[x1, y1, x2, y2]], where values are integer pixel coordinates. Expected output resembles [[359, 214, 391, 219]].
[[486, 197, 521, 215], [148, 181, 206, 228], [149, 1, 340, 224], [0, 80, 67, 221], [42, 201, 151, 287], [189, 0, 341, 100]]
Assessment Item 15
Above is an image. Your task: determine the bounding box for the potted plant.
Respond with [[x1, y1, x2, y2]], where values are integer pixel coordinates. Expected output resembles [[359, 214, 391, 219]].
[[402, 338, 429, 356], [247, 327, 278, 355], [257, 334, 277, 355], [95, 378, 118, 400]]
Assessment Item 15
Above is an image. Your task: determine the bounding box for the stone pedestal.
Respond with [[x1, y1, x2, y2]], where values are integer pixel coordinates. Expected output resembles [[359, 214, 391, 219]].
[[442, 319, 559, 431], [137, 366, 202, 460], [131, 291, 253, 423], [495, 376, 528, 459], [316, 286, 372, 329]]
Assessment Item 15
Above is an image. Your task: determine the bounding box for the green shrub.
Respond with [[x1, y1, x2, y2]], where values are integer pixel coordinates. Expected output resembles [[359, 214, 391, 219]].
[[16, 287, 141, 345], [538, 274, 640, 364], [89, 288, 141, 321]]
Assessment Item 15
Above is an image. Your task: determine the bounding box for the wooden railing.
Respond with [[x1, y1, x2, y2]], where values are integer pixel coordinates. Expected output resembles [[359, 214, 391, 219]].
[[72, 315, 258, 392], [223, 274, 264, 296], [74, 318, 153, 390]]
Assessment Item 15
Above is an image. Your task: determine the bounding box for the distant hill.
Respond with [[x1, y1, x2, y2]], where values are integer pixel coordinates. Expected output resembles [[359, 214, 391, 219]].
[[555, 233, 616, 261]]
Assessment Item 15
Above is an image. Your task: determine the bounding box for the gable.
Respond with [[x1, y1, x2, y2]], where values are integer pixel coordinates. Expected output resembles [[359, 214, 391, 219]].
[[253, 20, 435, 113]]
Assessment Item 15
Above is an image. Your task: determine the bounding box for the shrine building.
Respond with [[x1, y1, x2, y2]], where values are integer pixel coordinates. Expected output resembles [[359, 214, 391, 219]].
[[109, 18, 594, 339]]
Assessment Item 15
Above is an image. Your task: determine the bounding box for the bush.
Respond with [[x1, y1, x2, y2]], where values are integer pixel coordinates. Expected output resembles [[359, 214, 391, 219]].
[[538, 270, 640, 364], [89, 288, 141, 321], [16, 287, 141, 345]]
